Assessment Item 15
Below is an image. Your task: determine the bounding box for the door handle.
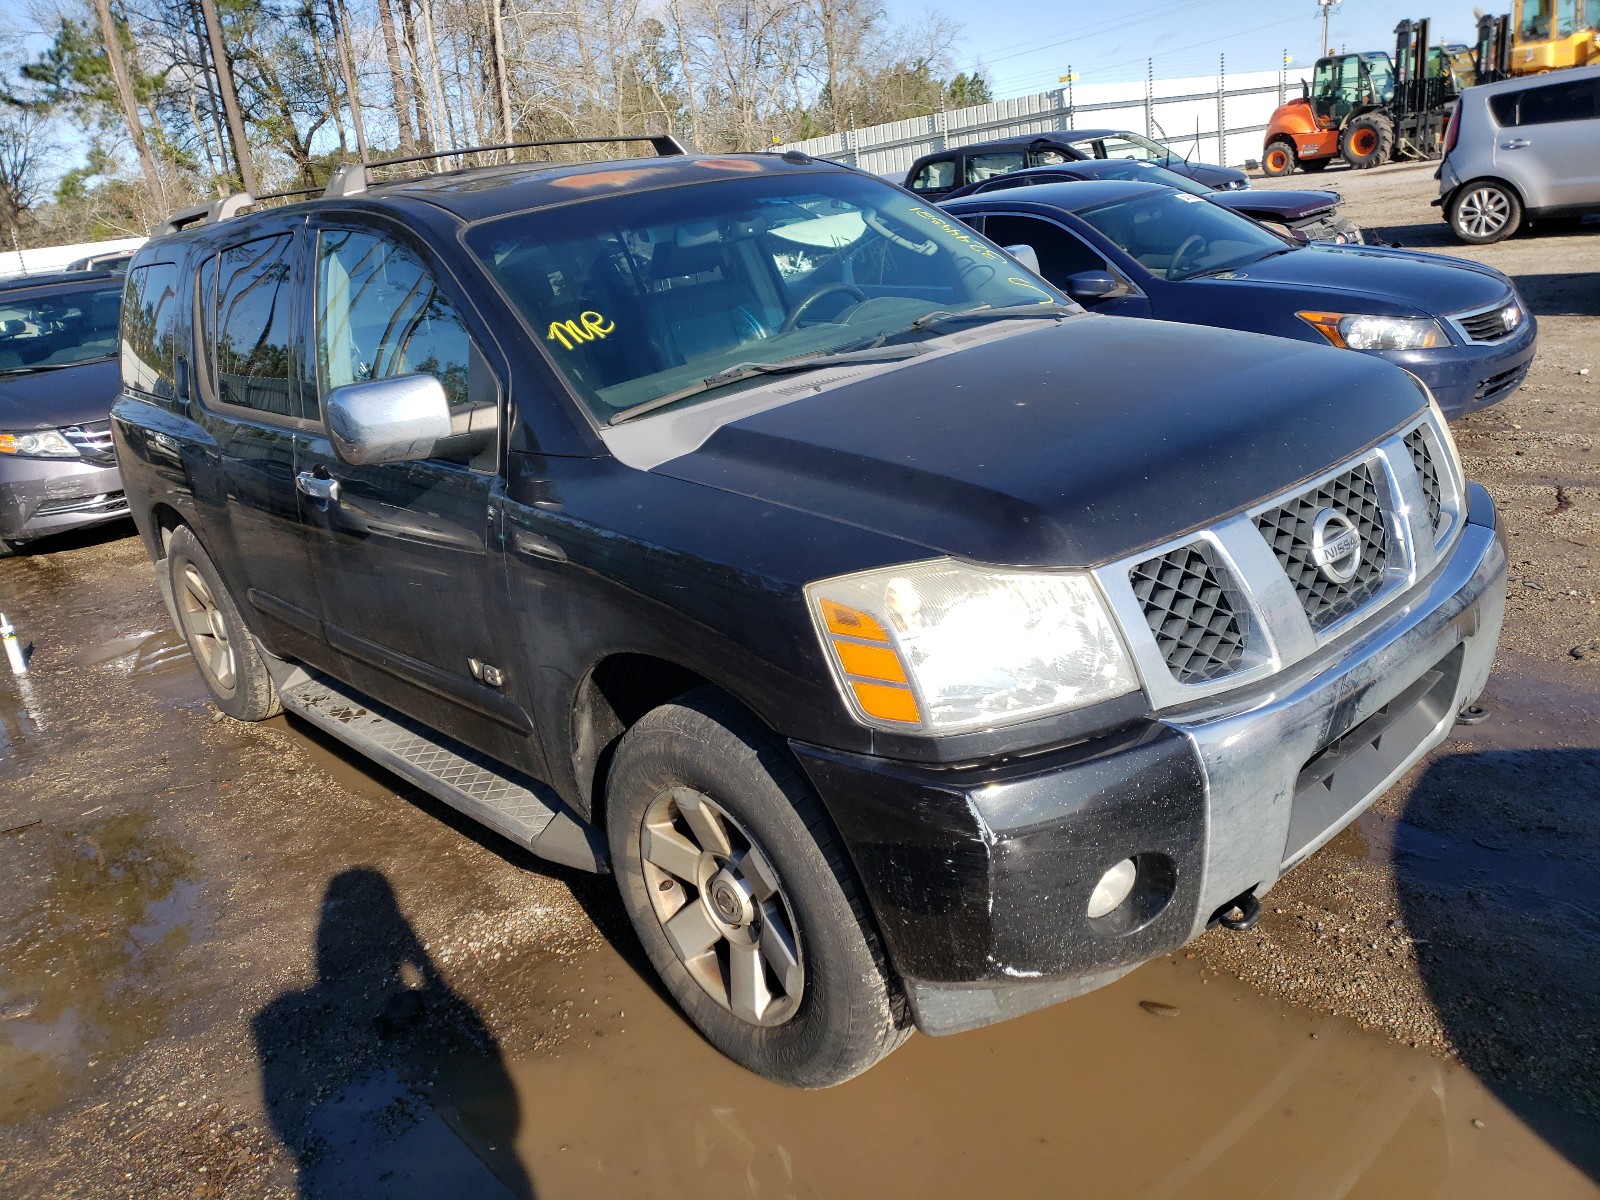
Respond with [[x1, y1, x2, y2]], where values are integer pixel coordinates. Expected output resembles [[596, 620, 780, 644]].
[[295, 470, 342, 504], [1500, 138, 1531, 149]]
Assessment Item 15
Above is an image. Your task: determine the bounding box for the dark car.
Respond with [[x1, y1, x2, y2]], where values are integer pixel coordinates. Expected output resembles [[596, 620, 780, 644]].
[[113, 143, 1504, 1087], [905, 130, 1249, 200], [0, 270, 129, 551], [945, 159, 1366, 244], [944, 180, 1536, 419]]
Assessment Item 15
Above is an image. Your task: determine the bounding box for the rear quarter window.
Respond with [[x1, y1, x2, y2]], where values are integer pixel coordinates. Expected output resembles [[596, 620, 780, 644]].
[[121, 262, 181, 402], [909, 159, 956, 192], [1487, 93, 1519, 126]]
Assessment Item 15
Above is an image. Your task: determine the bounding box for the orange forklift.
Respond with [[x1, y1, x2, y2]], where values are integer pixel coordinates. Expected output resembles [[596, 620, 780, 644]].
[[1261, 19, 1465, 175]]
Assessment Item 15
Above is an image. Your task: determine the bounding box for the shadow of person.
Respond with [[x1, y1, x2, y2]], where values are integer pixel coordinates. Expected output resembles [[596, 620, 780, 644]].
[[253, 868, 535, 1199], [1393, 747, 1600, 1181]]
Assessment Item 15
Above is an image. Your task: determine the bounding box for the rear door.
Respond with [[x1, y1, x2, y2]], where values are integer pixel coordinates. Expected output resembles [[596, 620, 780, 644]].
[[293, 214, 532, 760], [1500, 74, 1600, 207], [189, 217, 331, 668]]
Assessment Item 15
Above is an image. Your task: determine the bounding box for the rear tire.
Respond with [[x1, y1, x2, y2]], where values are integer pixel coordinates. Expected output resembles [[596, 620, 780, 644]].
[[166, 525, 281, 721], [1261, 141, 1297, 178], [605, 688, 908, 1087], [1449, 180, 1522, 244], [1340, 114, 1394, 169]]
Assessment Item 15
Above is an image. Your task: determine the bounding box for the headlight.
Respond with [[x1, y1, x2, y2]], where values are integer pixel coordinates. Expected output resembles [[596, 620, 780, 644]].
[[0, 429, 80, 459], [1298, 311, 1448, 351], [806, 558, 1138, 734]]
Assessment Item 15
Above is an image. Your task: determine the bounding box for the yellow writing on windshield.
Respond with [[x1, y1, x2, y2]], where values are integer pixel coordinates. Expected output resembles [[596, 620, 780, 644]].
[[906, 207, 1000, 261], [547, 311, 615, 351]]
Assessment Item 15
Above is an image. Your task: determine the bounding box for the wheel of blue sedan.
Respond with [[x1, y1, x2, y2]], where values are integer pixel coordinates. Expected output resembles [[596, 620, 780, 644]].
[[606, 687, 909, 1086]]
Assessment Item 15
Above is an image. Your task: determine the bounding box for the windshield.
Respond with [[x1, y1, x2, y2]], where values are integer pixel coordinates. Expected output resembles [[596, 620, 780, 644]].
[[1070, 132, 1171, 163], [1073, 190, 1291, 281], [0, 285, 122, 373], [466, 170, 1064, 421], [1074, 160, 1211, 196]]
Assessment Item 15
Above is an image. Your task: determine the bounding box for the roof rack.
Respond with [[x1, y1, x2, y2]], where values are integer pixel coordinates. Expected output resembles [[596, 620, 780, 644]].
[[321, 133, 690, 198], [152, 184, 325, 237], [152, 134, 689, 237]]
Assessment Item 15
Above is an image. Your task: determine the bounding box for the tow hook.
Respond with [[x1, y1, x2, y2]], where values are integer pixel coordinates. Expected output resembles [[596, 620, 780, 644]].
[[1213, 892, 1261, 932], [1456, 702, 1490, 726]]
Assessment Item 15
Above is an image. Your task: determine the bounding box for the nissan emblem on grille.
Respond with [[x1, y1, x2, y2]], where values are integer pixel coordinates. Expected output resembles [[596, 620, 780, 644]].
[[1310, 509, 1363, 584]]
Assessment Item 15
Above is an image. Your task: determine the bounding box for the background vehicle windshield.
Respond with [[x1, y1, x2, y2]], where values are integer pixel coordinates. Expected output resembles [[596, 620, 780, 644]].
[[1074, 191, 1290, 281], [1071, 132, 1170, 162], [1075, 161, 1212, 196], [467, 170, 1063, 420], [0, 286, 122, 373]]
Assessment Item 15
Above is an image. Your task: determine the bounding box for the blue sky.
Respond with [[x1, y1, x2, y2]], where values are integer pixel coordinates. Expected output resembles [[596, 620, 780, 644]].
[[913, 0, 1493, 96]]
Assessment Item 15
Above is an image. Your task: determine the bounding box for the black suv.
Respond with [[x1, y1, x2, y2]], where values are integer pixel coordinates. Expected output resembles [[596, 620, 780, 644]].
[[114, 138, 1506, 1087]]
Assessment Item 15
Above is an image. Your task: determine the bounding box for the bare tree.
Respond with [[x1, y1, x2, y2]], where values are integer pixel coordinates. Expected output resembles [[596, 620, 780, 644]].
[[91, 0, 165, 202], [0, 104, 46, 255]]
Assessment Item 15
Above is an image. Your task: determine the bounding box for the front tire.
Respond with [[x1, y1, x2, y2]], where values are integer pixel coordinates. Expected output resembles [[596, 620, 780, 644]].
[[605, 689, 908, 1087], [166, 525, 281, 721], [1340, 113, 1394, 169], [1449, 180, 1522, 244], [1262, 141, 1297, 177]]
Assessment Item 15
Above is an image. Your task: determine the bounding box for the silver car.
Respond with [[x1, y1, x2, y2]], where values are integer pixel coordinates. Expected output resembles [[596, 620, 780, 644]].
[[1437, 65, 1600, 243]]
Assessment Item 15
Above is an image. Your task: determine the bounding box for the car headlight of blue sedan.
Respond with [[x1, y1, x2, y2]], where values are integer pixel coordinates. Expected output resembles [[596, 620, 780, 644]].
[[1297, 311, 1449, 351]]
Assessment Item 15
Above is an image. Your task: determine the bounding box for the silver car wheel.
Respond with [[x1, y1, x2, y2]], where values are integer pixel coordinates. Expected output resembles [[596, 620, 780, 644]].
[[1458, 187, 1511, 238], [178, 563, 237, 692], [640, 786, 805, 1026]]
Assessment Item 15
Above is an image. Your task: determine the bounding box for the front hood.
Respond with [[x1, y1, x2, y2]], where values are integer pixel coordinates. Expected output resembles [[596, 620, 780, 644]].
[[1206, 244, 1513, 314], [1213, 189, 1339, 221], [0, 358, 120, 429], [1178, 162, 1250, 190], [656, 317, 1425, 568]]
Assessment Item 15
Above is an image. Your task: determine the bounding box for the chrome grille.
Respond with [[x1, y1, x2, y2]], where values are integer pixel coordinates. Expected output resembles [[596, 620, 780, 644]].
[[1129, 543, 1246, 684], [1405, 427, 1442, 536], [61, 422, 117, 464], [1453, 297, 1523, 343], [1255, 462, 1388, 633]]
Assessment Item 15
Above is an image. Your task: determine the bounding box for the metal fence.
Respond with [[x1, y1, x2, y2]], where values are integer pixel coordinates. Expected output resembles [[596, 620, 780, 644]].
[[777, 60, 1300, 180]]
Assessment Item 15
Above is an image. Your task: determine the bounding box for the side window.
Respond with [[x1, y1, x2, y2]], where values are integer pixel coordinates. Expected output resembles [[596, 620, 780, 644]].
[[205, 234, 300, 420], [1515, 78, 1599, 125], [965, 152, 1027, 184], [909, 159, 955, 192], [1488, 93, 1520, 126], [982, 215, 1113, 285], [121, 263, 180, 402], [315, 229, 497, 470]]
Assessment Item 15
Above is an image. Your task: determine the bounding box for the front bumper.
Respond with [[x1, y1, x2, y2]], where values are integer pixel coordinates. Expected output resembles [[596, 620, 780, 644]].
[[796, 485, 1506, 1035], [1384, 317, 1537, 420], [0, 454, 128, 543]]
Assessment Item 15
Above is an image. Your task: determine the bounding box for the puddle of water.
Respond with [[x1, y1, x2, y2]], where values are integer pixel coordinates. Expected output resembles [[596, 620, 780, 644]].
[[485, 945, 1599, 1200], [0, 812, 203, 1123]]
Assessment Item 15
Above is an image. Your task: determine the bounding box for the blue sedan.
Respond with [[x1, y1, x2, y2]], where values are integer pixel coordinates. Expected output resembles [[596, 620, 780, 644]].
[[942, 180, 1537, 419]]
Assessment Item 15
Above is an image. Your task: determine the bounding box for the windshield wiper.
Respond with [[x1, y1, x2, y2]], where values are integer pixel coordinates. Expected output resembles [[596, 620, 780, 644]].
[[608, 344, 927, 426], [908, 301, 1074, 330], [0, 355, 114, 376]]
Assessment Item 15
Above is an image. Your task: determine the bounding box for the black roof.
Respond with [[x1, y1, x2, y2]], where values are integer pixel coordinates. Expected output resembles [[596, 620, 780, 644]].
[[0, 269, 123, 293], [911, 129, 1146, 160]]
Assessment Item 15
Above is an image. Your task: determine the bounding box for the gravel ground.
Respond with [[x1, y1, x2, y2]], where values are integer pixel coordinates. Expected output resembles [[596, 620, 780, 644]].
[[0, 160, 1596, 1197]]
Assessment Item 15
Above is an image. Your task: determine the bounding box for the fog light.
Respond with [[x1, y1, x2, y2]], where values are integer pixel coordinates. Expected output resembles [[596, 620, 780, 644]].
[[1087, 858, 1138, 919]]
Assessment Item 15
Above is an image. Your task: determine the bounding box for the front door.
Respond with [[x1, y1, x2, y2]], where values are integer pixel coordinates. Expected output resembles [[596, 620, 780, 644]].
[[977, 213, 1152, 317], [293, 217, 536, 764]]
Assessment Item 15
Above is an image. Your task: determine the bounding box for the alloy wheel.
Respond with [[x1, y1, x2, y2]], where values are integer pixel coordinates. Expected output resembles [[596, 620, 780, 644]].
[[177, 563, 237, 692], [639, 786, 805, 1026], [1458, 187, 1511, 239]]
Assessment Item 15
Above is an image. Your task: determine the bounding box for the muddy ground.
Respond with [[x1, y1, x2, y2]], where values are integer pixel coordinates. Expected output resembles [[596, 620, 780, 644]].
[[0, 162, 1597, 1199]]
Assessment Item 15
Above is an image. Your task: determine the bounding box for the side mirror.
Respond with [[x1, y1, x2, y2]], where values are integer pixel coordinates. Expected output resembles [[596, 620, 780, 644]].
[[325, 373, 453, 466], [1063, 271, 1121, 303], [1002, 243, 1041, 275]]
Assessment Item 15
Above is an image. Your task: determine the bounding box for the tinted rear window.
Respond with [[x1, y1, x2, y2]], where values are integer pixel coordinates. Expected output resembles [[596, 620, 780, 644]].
[[201, 233, 306, 420], [121, 262, 181, 400]]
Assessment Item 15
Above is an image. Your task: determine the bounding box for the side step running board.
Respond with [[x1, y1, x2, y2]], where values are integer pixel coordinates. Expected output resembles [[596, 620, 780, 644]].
[[277, 671, 608, 873]]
